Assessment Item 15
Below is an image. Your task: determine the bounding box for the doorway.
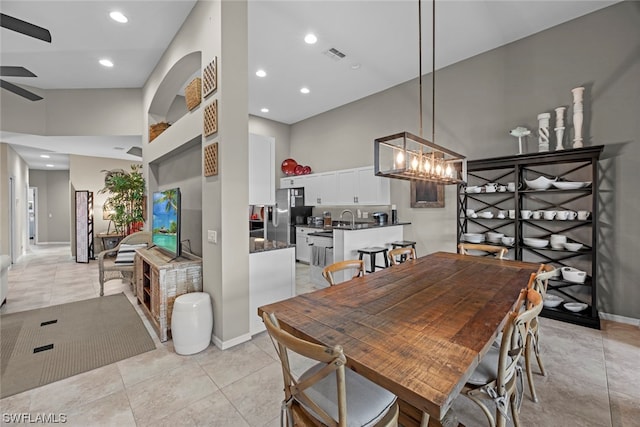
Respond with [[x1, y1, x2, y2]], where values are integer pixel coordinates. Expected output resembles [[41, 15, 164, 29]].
[[28, 187, 37, 244], [8, 177, 15, 263]]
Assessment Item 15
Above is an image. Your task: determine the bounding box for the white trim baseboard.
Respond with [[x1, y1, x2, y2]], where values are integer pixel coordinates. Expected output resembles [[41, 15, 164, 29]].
[[212, 332, 252, 350], [599, 312, 640, 327]]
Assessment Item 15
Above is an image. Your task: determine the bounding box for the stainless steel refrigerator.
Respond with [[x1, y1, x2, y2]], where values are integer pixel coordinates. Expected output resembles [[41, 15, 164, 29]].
[[266, 188, 313, 244]]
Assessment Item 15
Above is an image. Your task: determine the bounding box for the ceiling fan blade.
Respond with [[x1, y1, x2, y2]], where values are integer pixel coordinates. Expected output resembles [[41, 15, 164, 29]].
[[0, 13, 51, 43], [0, 79, 43, 101], [0, 66, 37, 77], [127, 147, 143, 157]]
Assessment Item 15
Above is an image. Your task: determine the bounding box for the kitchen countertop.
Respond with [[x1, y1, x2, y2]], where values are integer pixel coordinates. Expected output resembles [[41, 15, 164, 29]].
[[249, 238, 295, 254], [302, 222, 410, 233]]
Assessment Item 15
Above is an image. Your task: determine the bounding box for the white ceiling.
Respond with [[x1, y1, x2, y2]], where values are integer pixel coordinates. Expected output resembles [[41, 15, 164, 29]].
[[0, 0, 620, 170]]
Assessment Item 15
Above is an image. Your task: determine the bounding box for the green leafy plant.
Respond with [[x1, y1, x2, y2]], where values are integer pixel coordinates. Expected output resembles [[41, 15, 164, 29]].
[[99, 164, 145, 235]]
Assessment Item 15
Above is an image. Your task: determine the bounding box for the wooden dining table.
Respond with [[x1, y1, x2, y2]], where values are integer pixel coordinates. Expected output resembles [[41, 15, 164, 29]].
[[258, 251, 541, 427]]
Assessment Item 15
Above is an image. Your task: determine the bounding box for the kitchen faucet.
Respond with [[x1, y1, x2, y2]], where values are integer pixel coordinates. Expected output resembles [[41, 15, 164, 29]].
[[340, 209, 355, 229]]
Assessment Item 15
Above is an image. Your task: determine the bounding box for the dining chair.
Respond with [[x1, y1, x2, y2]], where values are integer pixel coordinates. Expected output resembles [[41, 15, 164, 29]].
[[458, 243, 508, 259], [262, 312, 399, 427], [98, 231, 152, 296], [524, 264, 557, 402], [388, 247, 417, 265], [322, 260, 365, 286], [463, 287, 543, 427]]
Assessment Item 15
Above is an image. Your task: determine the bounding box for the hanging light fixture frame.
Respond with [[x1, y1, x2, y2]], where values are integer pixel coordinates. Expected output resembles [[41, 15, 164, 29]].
[[374, 0, 466, 185]]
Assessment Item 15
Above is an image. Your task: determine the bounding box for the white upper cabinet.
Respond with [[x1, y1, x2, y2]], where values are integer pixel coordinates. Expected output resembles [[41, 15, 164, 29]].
[[249, 133, 275, 205], [356, 166, 390, 205], [280, 166, 390, 206], [336, 169, 358, 204]]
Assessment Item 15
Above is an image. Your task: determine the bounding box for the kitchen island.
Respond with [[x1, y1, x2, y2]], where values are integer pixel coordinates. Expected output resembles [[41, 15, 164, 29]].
[[249, 239, 295, 335], [306, 222, 410, 285]]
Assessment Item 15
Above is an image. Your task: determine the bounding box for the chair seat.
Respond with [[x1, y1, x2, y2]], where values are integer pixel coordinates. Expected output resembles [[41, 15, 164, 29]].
[[467, 347, 500, 385], [299, 362, 397, 427]]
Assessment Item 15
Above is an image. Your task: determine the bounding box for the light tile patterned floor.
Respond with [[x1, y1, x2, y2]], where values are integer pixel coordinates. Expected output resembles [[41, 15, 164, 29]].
[[1, 244, 639, 426]]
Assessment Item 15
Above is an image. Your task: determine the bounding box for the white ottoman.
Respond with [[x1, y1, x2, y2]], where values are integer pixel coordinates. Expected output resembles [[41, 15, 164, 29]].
[[171, 292, 213, 355]]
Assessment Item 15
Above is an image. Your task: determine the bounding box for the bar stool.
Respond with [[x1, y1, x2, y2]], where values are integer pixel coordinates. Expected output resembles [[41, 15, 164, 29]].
[[390, 240, 417, 262], [357, 247, 389, 273]]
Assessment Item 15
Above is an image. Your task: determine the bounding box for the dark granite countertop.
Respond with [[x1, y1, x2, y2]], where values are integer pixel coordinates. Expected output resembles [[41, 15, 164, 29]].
[[301, 222, 411, 233]]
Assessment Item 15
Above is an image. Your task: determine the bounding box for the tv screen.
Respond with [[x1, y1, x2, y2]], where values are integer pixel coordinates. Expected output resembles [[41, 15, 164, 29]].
[[152, 188, 181, 257]]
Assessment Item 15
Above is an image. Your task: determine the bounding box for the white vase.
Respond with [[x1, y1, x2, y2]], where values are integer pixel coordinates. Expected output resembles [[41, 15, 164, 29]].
[[554, 106, 566, 150], [572, 87, 585, 148], [537, 113, 551, 152]]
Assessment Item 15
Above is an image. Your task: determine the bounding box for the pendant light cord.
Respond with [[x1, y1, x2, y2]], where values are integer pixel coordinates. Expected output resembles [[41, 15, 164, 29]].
[[431, 0, 435, 144], [418, 0, 423, 138], [418, 0, 436, 143]]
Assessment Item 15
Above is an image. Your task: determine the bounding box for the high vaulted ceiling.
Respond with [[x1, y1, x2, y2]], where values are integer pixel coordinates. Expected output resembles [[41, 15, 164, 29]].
[[0, 0, 620, 169]]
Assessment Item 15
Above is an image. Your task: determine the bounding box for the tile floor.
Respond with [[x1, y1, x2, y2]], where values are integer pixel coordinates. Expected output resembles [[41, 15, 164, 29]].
[[1, 244, 639, 426]]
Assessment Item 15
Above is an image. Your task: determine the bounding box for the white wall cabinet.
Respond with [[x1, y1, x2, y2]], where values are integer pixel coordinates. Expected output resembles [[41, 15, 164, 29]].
[[249, 133, 275, 205], [295, 226, 315, 263], [284, 166, 389, 206], [249, 247, 296, 335], [356, 166, 390, 205]]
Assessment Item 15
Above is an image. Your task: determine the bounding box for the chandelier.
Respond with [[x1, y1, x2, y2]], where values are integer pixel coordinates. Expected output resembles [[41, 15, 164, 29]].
[[374, 0, 466, 184]]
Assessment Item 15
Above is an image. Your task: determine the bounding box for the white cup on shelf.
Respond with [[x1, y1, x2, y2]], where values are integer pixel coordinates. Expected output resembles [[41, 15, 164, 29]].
[[521, 210, 532, 219], [577, 210, 590, 220]]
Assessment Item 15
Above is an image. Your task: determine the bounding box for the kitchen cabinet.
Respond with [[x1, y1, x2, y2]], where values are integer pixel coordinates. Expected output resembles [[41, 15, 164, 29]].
[[356, 166, 390, 205], [457, 146, 602, 329], [281, 166, 390, 206], [295, 226, 315, 263], [249, 247, 296, 335], [249, 133, 275, 205]]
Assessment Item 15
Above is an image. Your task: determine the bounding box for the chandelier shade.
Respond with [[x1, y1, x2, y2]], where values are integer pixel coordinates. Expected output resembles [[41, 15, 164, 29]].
[[374, 131, 466, 184]]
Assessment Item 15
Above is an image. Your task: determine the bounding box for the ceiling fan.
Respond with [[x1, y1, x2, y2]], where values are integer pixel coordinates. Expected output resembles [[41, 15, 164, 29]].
[[0, 13, 52, 101]]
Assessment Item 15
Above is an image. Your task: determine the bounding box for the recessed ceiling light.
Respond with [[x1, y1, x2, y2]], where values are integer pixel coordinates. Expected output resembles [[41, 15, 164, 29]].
[[300, 87, 310, 94], [351, 63, 361, 70], [109, 11, 128, 23], [261, 108, 269, 113], [304, 33, 317, 44], [45, 164, 54, 168], [40, 154, 50, 158], [256, 69, 267, 78], [113, 147, 124, 151], [99, 59, 114, 67]]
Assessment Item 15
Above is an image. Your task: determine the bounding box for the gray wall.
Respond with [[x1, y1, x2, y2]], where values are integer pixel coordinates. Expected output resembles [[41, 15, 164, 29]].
[[287, 2, 640, 319], [29, 170, 71, 243], [154, 141, 203, 257]]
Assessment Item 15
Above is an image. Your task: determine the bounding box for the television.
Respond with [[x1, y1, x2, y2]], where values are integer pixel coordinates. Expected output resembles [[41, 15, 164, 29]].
[[152, 188, 181, 257]]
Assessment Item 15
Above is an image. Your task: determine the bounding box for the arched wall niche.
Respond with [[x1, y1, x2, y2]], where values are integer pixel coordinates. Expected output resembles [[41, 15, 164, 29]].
[[148, 51, 202, 124]]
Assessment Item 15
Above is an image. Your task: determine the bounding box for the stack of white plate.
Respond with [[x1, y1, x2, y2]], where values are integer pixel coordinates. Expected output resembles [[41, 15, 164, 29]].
[[486, 232, 504, 243], [463, 233, 485, 243]]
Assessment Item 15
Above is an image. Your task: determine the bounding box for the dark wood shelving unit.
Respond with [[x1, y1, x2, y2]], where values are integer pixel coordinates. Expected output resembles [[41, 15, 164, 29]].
[[458, 146, 603, 329]]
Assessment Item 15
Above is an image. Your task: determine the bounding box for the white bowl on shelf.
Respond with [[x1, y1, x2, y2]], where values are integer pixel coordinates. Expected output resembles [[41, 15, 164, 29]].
[[463, 233, 485, 243], [501, 236, 515, 246], [543, 294, 563, 308], [478, 212, 494, 219], [564, 302, 588, 312], [525, 176, 557, 190], [552, 181, 586, 190], [465, 186, 482, 194], [523, 237, 549, 248], [561, 267, 587, 283], [563, 242, 583, 251]]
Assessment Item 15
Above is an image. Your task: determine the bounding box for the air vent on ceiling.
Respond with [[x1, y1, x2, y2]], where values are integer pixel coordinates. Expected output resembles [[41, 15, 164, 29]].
[[127, 147, 142, 157], [323, 47, 346, 61]]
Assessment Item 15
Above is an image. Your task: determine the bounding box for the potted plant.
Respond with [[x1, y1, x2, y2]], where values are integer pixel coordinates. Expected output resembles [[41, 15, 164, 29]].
[[99, 164, 145, 235]]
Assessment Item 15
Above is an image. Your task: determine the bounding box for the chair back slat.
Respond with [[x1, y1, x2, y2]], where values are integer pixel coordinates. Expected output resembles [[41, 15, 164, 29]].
[[388, 247, 417, 265], [322, 260, 365, 285]]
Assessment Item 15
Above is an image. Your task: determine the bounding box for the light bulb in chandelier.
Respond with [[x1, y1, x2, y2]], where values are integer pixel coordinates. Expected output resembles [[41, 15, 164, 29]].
[[396, 151, 404, 167], [435, 163, 442, 175], [411, 156, 419, 170], [445, 164, 452, 177]]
